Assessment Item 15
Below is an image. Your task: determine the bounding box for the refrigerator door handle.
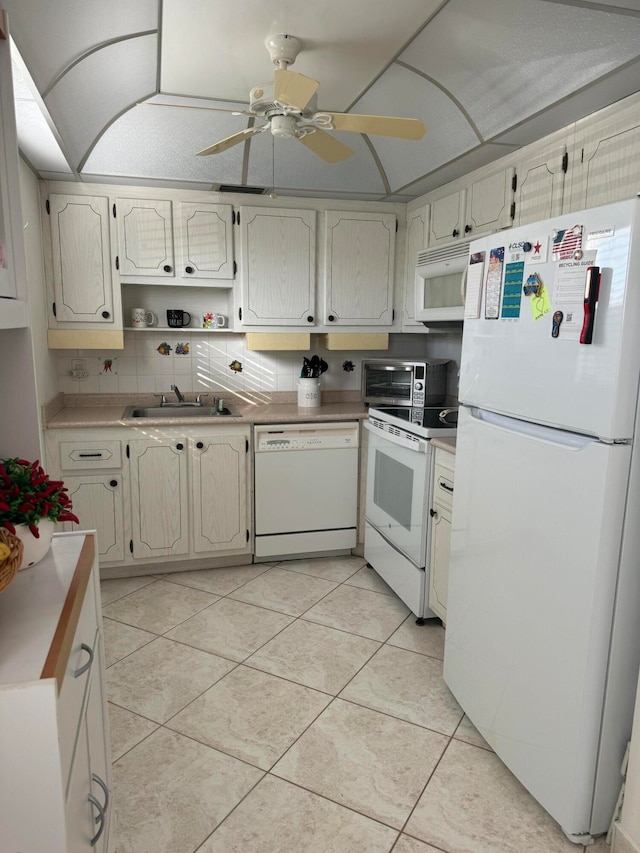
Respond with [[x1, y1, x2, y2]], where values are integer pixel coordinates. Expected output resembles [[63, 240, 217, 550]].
[[580, 266, 601, 345], [466, 406, 599, 449]]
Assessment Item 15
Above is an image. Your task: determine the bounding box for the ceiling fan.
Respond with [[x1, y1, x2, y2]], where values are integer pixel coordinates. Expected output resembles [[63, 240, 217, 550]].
[[195, 34, 427, 164]]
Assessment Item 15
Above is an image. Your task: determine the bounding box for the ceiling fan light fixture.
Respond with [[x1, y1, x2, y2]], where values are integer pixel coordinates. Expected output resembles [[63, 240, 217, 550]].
[[270, 114, 298, 139]]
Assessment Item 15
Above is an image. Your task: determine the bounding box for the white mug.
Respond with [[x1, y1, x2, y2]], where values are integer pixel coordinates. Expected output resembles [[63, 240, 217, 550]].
[[203, 312, 227, 329], [131, 308, 157, 328]]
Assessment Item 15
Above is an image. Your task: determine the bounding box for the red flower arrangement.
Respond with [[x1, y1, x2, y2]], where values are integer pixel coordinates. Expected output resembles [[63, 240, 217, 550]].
[[0, 458, 79, 538]]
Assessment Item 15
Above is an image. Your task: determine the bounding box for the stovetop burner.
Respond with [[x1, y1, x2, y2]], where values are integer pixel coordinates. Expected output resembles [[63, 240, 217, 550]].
[[368, 405, 458, 438]]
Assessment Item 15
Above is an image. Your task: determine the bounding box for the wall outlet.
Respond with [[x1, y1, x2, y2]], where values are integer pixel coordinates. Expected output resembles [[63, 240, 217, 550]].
[[69, 360, 88, 379]]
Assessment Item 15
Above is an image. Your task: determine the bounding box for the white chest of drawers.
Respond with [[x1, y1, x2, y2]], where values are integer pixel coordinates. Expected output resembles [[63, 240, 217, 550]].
[[0, 532, 113, 853]]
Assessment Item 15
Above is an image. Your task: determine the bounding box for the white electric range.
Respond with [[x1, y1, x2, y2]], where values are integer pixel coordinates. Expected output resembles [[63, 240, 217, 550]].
[[363, 405, 457, 621]]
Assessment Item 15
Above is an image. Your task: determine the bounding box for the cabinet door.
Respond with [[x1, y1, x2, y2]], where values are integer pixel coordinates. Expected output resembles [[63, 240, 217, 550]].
[[403, 205, 429, 327], [513, 141, 567, 226], [49, 195, 115, 323], [239, 206, 316, 326], [0, 31, 20, 300], [129, 439, 189, 558], [176, 201, 234, 282], [465, 167, 515, 237], [190, 434, 249, 553], [323, 211, 396, 326], [117, 197, 174, 278], [428, 502, 451, 623], [64, 474, 125, 563], [428, 189, 467, 247], [570, 94, 640, 210]]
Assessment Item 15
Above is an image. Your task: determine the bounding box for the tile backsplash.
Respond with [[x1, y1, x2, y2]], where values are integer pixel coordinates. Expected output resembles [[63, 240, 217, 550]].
[[56, 331, 462, 398]]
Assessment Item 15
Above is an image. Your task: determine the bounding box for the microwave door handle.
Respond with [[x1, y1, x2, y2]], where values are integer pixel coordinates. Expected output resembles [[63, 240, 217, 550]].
[[460, 265, 468, 306]]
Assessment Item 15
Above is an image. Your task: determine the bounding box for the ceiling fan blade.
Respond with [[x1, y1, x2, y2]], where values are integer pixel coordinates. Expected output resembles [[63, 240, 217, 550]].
[[196, 125, 265, 156], [274, 69, 319, 110], [298, 129, 354, 163], [328, 113, 426, 140]]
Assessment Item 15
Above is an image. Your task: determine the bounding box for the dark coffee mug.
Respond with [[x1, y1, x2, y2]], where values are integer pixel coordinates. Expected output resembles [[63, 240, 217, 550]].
[[167, 309, 191, 328]]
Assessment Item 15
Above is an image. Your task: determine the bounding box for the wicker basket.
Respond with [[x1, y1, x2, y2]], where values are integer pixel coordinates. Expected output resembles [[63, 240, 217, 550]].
[[0, 528, 24, 593]]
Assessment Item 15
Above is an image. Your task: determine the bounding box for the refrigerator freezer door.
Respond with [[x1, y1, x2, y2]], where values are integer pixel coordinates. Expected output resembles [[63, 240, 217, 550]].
[[443, 405, 632, 837], [459, 198, 640, 441]]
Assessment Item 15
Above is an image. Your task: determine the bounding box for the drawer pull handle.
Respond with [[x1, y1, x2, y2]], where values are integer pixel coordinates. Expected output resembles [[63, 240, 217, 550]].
[[439, 480, 454, 493], [92, 773, 110, 818], [88, 793, 106, 846], [74, 642, 94, 677], [78, 453, 103, 458]]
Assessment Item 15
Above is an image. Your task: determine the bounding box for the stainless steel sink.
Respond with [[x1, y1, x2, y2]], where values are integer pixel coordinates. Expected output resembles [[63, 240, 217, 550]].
[[122, 405, 240, 419]]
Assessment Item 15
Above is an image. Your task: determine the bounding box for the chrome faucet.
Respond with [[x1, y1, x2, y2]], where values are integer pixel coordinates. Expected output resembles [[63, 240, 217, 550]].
[[170, 384, 185, 404]]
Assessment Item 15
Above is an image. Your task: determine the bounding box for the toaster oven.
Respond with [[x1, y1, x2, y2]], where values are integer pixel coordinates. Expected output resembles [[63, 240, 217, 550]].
[[362, 358, 450, 407]]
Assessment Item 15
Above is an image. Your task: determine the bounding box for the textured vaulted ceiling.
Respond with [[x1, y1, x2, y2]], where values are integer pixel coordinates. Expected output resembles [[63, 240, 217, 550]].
[[6, 0, 640, 201]]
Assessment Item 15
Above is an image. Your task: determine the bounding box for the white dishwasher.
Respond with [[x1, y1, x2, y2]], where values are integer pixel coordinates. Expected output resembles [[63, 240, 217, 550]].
[[254, 421, 359, 560]]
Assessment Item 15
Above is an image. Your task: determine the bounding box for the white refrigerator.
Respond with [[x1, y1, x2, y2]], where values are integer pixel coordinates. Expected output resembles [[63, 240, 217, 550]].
[[443, 197, 640, 843]]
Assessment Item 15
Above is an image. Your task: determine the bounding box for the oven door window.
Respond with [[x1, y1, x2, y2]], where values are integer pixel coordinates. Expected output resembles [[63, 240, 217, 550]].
[[373, 450, 413, 530], [365, 431, 430, 567]]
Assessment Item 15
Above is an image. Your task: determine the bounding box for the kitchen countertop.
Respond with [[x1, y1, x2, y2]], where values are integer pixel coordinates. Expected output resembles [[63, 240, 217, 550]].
[[44, 393, 369, 429], [431, 437, 456, 454]]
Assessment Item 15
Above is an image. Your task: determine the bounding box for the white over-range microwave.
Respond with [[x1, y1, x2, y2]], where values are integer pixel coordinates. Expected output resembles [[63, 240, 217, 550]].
[[414, 240, 471, 323]]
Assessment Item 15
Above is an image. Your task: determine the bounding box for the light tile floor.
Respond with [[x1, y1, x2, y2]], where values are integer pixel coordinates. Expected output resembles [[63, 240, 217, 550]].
[[102, 556, 611, 853]]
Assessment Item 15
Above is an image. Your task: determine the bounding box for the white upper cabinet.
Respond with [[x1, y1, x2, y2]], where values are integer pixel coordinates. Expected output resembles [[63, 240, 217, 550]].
[[0, 23, 20, 303], [427, 166, 515, 247], [116, 197, 175, 279], [428, 188, 467, 247], [465, 167, 515, 237], [48, 194, 115, 324], [238, 206, 316, 327], [176, 201, 235, 282], [512, 137, 568, 226], [116, 197, 235, 286], [570, 93, 640, 211], [402, 204, 429, 329], [323, 211, 396, 327]]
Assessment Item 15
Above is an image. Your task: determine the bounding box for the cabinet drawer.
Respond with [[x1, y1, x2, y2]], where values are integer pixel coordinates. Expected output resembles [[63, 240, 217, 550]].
[[57, 576, 99, 790], [59, 440, 122, 470], [433, 461, 455, 512]]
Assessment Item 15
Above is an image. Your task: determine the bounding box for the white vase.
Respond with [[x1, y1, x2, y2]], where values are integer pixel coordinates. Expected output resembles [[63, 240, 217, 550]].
[[13, 518, 55, 570]]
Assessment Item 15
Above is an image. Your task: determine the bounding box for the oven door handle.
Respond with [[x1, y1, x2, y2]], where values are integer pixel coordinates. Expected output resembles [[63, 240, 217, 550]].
[[363, 420, 429, 453]]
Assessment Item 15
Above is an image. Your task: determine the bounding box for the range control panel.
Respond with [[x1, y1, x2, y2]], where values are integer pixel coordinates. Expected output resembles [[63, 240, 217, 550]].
[[254, 422, 359, 452]]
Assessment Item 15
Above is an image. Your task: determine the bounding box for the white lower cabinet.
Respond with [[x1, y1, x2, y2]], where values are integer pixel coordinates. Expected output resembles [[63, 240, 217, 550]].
[[428, 447, 455, 623], [129, 437, 190, 559], [47, 425, 252, 568], [190, 434, 249, 553], [0, 533, 113, 852]]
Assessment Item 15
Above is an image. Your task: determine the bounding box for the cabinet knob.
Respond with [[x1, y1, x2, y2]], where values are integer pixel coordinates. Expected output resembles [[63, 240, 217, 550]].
[[464, 224, 472, 234], [101, 310, 110, 319], [452, 229, 459, 238], [109, 479, 118, 488], [176, 443, 184, 451], [307, 315, 314, 323], [429, 508, 437, 518], [163, 264, 172, 273], [328, 315, 335, 322], [185, 265, 194, 274], [196, 441, 204, 449]]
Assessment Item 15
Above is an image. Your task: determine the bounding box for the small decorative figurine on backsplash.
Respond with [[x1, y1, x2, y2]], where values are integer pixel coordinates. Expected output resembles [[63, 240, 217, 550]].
[[229, 359, 242, 373], [175, 343, 190, 355], [157, 342, 172, 356], [342, 360, 355, 373]]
